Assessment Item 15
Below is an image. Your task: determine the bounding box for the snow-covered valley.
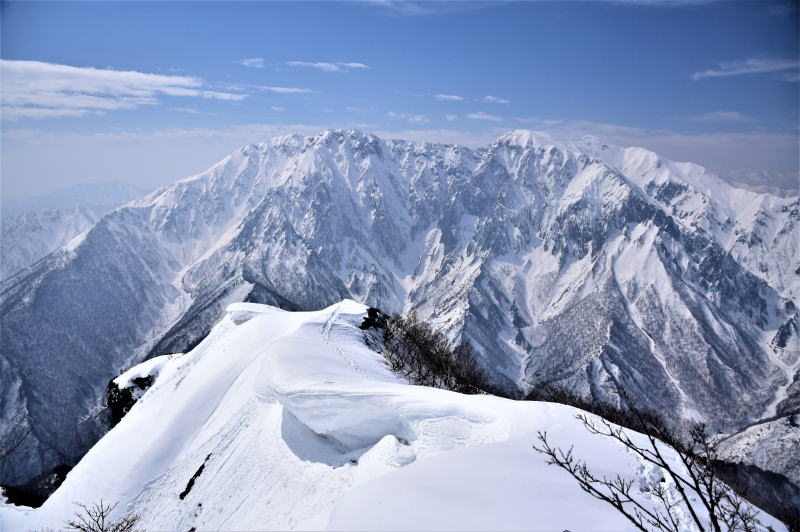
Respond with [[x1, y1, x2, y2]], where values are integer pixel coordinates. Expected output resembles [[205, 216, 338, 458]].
[[1, 301, 787, 531]]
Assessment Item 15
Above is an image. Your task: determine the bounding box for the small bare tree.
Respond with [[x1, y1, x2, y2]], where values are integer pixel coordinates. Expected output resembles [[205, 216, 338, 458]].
[[533, 411, 771, 532], [65, 500, 141, 532]]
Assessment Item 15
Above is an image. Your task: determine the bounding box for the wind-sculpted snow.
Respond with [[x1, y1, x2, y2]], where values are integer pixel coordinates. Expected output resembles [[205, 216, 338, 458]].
[[1, 129, 797, 486], [0, 302, 785, 531]]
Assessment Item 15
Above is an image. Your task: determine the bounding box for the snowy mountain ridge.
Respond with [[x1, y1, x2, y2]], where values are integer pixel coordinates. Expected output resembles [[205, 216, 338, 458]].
[[1, 301, 786, 531], [1, 128, 797, 488]]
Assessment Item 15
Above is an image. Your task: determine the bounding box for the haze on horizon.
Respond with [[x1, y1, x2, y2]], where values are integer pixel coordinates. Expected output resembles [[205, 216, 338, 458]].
[[1, 0, 798, 201]]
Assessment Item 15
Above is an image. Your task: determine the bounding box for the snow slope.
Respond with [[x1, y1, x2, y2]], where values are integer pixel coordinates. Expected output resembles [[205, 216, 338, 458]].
[[0, 301, 784, 531], [1, 129, 797, 487]]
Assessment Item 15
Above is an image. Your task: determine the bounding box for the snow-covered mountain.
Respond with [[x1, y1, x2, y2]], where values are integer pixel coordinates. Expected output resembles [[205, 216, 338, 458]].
[[0, 182, 149, 279], [1, 129, 797, 487], [0, 301, 786, 531]]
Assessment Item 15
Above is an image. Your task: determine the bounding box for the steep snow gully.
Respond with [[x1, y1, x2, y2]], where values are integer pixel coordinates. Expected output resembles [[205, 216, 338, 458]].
[[0, 302, 786, 531]]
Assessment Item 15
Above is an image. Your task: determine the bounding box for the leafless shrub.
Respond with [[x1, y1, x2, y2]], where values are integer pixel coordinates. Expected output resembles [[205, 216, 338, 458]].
[[533, 410, 772, 532], [376, 311, 491, 394], [64, 500, 141, 532]]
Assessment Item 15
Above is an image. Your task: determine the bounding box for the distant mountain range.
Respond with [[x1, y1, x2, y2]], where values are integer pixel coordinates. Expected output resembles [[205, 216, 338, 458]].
[[1, 182, 149, 280], [1, 129, 797, 489]]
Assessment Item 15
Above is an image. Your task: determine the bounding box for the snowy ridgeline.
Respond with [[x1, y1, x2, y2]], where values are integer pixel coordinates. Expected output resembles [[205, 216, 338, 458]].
[[0, 302, 785, 531]]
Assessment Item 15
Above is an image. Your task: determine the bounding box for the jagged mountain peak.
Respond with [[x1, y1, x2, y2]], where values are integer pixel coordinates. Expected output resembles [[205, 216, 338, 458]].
[[1, 128, 797, 489]]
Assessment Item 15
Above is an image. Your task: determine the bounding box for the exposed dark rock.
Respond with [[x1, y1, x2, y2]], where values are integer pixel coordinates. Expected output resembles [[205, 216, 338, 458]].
[[106, 375, 155, 426], [359, 307, 388, 330], [179, 454, 211, 500]]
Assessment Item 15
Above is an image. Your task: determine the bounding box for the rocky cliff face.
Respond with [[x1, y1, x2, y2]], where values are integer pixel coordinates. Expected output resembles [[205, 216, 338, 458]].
[[1, 129, 797, 485]]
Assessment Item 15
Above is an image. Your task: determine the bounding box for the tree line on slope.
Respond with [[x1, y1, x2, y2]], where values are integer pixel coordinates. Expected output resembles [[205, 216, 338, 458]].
[[360, 307, 492, 394]]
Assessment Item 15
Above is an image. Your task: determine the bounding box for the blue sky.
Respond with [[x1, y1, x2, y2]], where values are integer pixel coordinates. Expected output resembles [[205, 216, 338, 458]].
[[1, 0, 798, 200]]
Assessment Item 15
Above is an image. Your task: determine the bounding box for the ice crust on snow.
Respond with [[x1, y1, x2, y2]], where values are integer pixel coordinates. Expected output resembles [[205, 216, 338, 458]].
[[0, 301, 785, 531]]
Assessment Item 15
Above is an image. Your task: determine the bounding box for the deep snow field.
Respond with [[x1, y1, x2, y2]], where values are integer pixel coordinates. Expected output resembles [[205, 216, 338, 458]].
[[0, 301, 785, 531]]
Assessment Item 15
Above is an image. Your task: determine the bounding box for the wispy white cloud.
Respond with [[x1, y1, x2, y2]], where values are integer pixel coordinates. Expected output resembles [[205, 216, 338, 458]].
[[0, 60, 246, 121], [689, 110, 750, 122], [285, 61, 369, 72], [482, 95, 510, 104], [259, 85, 313, 94], [169, 107, 211, 115], [2, 107, 96, 120], [271, 106, 285, 112], [467, 111, 503, 122], [434, 94, 464, 101], [691, 57, 800, 81], [388, 111, 428, 123], [237, 58, 265, 68], [445, 114, 458, 121], [367, 1, 502, 17], [368, 1, 433, 15]]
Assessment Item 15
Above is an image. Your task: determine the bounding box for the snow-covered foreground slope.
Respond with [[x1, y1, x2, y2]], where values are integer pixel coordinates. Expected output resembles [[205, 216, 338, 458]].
[[2, 129, 797, 487], [0, 301, 784, 531]]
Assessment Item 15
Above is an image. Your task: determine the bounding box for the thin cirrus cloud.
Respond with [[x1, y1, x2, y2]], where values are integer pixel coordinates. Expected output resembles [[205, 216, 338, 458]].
[[434, 94, 464, 101], [483, 95, 510, 104], [170, 107, 207, 115], [259, 86, 313, 94], [0, 59, 246, 120], [285, 61, 369, 72], [690, 111, 750, 123], [237, 58, 265, 68], [388, 111, 428, 123], [467, 111, 503, 122], [691, 57, 800, 80]]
